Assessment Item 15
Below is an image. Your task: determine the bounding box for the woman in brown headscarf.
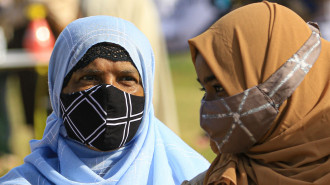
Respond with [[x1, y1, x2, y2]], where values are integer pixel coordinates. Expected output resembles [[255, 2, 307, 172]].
[[185, 1, 330, 185]]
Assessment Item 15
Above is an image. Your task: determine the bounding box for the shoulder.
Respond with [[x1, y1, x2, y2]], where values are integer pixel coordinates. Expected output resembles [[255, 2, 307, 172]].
[[181, 170, 207, 185], [0, 165, 31, 185], [0, 163, 46, 185]]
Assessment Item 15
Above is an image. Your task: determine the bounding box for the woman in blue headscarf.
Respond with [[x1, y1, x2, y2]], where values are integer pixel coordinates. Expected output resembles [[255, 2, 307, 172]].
[[0, 16, 209, 185]]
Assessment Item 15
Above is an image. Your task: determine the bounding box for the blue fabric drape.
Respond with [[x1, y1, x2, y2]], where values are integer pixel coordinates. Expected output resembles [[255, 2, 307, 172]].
[[0, 16, 209, 185]]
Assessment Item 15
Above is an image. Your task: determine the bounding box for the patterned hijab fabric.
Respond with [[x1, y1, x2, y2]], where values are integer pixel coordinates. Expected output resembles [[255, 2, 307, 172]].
[[189, 2, 330, 185], [0, 16, 209, 184]]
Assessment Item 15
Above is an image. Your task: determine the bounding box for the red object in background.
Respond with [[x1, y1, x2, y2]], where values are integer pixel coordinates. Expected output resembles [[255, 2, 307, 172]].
[[23, 18, 55, 62]]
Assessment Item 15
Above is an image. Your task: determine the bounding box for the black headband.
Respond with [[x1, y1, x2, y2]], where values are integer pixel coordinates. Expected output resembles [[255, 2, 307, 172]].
[[62, 42, 133, 88]]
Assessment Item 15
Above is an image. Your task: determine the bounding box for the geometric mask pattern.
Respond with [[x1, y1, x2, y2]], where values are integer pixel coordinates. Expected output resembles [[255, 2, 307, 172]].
[[60, 84, 144, 151]]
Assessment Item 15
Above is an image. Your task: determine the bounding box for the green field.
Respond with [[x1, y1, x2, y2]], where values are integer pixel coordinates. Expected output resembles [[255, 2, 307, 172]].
[[169, 52, 216, 162]]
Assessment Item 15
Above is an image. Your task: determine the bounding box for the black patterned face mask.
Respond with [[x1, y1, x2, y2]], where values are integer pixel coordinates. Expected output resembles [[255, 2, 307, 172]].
[[60, 84, 145, 151]]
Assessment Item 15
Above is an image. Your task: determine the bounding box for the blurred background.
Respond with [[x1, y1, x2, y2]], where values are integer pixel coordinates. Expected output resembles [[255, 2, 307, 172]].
[[0, 0, 329, 176]]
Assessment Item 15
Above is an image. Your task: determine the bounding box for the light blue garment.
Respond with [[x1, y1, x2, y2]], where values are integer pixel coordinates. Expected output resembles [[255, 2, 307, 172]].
[[0, 16, 209, 184]]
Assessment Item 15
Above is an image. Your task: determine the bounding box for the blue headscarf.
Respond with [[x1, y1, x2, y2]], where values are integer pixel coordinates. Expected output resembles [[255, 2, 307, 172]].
[[0, 16, 209, 184]]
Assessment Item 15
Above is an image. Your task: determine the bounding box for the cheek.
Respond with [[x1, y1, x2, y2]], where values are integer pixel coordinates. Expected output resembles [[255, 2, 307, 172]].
[[62, 83, 75, 94], [136, 85, 144, 97]]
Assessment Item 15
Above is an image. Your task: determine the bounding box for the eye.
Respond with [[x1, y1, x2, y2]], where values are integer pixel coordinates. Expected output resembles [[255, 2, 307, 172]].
[[213, 85, 224, 93], [200, 87, 206, 91], [118, 75, 139, 87], [81, 75, 98, 82], [120, 76, 137, 82]]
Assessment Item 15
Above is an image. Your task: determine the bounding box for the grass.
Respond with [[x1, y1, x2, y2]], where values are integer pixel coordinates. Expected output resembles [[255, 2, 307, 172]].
[[169, 52, 216, 162]]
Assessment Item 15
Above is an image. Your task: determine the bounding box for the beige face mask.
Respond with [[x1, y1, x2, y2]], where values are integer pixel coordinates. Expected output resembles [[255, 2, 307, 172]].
[[200, 23, 321, 154]]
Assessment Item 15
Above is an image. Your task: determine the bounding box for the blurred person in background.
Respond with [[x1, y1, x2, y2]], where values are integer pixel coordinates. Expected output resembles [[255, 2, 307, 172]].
[[154, 0, 230, 53], [0, 16, 209, 184], [312, 0, 330, 40], [0, 0, 43, 174], [184, 1, 330, 185]]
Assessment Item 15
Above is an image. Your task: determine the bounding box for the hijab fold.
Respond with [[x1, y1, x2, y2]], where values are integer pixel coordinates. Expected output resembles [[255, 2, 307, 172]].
[[0, 16, 209, 185], [189, 2, 330, 185]]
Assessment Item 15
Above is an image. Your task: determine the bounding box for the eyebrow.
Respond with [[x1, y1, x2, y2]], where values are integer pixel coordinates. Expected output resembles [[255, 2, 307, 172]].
[[119, 69, 138, 75], [77, 67, 138, 75], [76, 68, 103, 74], [197, 75, 217, 84]]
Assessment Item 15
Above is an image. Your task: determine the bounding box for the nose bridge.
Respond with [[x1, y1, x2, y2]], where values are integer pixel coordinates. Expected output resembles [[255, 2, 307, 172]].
[[205, 90, 226, 101], [204, 92, 216, 101], [103, 73, 115, 85]]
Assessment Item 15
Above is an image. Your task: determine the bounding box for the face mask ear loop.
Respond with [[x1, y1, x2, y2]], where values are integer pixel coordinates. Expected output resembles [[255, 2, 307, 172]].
[[257, 25, 321, 109]]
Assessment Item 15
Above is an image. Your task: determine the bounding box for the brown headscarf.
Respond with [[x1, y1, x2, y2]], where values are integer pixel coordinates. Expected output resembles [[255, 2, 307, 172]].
[[188, 1, 330, 185]]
